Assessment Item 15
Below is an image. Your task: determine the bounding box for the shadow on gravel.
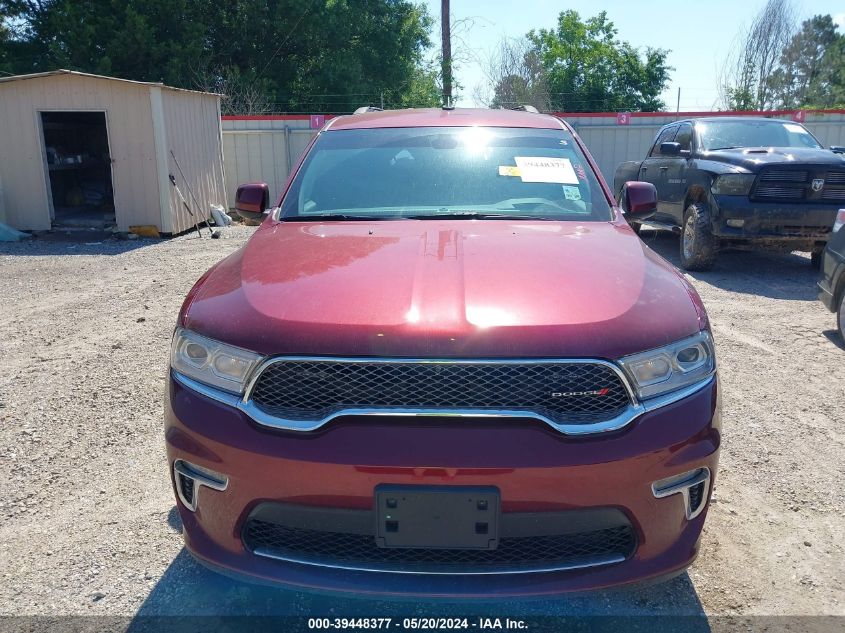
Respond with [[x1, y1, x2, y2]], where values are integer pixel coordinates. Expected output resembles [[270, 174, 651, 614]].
[[128, 548, 709, 631], [166, 506, 183, 533], [822, 330, 845, 350], [638, 228, 820, 302], [0, 232, 161, 256]]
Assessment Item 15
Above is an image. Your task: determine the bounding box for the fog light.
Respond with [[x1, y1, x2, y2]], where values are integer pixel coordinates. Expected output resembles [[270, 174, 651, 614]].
[[173, 460, 228, 512], [652, 467, 711, 520], [726, 219, 745, 228]]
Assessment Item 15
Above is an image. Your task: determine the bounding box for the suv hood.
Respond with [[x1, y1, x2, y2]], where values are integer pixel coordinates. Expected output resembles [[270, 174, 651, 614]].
[[702, 146, 845, 171], [183, 220, 704, 359]]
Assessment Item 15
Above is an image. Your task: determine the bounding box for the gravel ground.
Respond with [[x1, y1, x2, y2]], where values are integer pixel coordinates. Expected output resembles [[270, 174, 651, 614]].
[[0, 225, 842, 622]]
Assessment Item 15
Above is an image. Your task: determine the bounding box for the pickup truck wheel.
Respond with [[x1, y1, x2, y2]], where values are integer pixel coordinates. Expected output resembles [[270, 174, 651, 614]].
[[680, 203, 717, 271], [838, 293, 845, 342]]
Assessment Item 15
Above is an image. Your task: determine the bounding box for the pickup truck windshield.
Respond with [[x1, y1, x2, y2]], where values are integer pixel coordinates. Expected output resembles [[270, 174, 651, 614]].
[[697, 120, 822, 151], [280, 126, 612, 221]]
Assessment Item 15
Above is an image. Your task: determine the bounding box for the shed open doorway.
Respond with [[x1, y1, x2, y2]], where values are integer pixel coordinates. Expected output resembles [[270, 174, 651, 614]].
[[40, 111, 116, 228]]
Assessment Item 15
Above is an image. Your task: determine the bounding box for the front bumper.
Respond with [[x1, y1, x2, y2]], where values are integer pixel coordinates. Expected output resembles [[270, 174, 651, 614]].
[[164, 374, 721, 597], [712, 195, 838, 242]]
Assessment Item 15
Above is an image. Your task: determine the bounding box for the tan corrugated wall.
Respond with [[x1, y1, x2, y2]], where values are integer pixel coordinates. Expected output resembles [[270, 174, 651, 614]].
[[0, 74, 163, 231], [221, 118, 315, 208], [161, 90, 226, 234]]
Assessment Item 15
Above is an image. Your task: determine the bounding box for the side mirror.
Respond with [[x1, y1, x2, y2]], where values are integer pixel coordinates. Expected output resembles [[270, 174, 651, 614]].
[[234, 183, 270, 221], [660, 141, 682, 156], [619, 181, 657, 220], [831, 146, 845, 154]]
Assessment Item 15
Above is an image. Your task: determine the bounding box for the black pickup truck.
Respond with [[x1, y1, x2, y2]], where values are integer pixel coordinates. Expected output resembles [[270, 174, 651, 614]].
[[614, 117, 845, 270]]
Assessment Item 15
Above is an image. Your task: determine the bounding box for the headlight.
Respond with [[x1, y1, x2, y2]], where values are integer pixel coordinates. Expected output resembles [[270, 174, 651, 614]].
[[170, 327, 264, 394], [711, 174, 755, 196], [618, 331, 716, 400]]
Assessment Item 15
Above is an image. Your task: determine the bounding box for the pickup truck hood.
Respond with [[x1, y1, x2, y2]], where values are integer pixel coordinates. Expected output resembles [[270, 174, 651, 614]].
[[183, 220, 703, 359], [702, 146, 845, 171]]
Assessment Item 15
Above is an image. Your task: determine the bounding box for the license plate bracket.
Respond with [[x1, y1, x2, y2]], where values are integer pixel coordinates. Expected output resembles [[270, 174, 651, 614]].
[[374, 485, 500, 549]]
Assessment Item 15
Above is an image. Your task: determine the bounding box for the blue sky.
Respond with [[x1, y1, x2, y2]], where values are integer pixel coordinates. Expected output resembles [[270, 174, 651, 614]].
[[422, 0, 845, 110]]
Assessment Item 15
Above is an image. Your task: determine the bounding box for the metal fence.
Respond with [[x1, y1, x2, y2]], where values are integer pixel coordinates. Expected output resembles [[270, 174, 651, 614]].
[[222, 111, 845, 207]]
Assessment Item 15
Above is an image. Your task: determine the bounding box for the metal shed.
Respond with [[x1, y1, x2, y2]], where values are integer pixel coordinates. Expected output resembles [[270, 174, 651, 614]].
[[0, 70, 225, 235]]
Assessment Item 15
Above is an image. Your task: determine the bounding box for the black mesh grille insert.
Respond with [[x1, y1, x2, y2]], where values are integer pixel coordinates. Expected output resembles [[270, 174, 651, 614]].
[[688, 481, 705, 514], [249, 360, 631, 425], [243, 519, 636, 572], [178, 473, 194, 506]]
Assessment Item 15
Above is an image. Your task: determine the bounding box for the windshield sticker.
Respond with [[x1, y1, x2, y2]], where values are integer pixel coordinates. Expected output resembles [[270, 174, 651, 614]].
[[573, 163, 587, 180], [562, 185, 582, 201], [784, 123, 808, 134], [498, 165, 521, 177], [514, 157, 579, 184]]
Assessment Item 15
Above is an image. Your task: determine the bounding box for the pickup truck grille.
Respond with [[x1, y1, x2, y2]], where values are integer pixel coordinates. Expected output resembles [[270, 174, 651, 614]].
[[752, 167, 845, 202], [249, 358, 632, 426], [759, 169, 808, 183]]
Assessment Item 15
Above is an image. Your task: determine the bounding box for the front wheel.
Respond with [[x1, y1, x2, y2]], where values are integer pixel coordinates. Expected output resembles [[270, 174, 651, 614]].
[[679, 203, 718, 271], [838, 293, 845, 342]]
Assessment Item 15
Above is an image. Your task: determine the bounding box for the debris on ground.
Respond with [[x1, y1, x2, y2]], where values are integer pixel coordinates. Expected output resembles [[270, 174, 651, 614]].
[[0, 222, 31, 242]]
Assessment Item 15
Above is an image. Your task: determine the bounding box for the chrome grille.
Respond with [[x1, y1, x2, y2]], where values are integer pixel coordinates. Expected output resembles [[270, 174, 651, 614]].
[[822, 188, 845, 200], [822, 171, 845, 200], [249, 359, 632, 426], [753, 186, 804, 199], [753, 168, 807, 201], [753, 168, 845, 202], [759, 169, 808, 182]]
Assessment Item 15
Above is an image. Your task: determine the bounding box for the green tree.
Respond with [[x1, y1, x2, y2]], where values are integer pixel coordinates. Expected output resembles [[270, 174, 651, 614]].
[[0, 0, 437, 113], [526, 10, 671, 112], [767, 15, 845, 109], [396, 62, 441, 108]]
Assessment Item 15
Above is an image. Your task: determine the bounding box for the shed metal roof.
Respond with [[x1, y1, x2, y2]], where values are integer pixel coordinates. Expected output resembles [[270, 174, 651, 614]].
[[0, 69, 222, 96]]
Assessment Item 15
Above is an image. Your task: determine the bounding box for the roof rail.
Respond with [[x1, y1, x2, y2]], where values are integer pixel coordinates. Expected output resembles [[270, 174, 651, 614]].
[[353, 106, 384, 115]]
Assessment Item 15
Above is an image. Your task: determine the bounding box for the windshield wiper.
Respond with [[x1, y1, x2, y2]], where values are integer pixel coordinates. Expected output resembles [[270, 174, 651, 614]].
[[404, 212, 554, 221], [283, 212, 558, 222], [282, 214, 395, 222]]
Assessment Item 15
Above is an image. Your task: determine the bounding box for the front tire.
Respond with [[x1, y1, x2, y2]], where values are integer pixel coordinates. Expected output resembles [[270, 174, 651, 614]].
[[680, 202, 718, 271], [838, 292, 845, 342]]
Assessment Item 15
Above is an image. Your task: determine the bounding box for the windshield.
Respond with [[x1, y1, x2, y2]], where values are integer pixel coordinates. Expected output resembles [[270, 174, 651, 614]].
[[279, 126, 612, 221], [696, 120, 822, 151]]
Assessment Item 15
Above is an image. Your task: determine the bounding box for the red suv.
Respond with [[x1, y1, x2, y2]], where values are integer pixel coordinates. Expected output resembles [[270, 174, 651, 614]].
[[166, 108, 720, 596]]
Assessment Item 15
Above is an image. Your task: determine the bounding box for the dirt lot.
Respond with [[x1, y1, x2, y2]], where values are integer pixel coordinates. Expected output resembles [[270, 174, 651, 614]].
[[0, 225, 842, 622]]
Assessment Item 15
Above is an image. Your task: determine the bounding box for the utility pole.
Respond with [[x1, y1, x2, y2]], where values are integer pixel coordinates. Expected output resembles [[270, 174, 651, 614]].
[[676, 87, 681, 115], [441, 0, 452, 107]]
